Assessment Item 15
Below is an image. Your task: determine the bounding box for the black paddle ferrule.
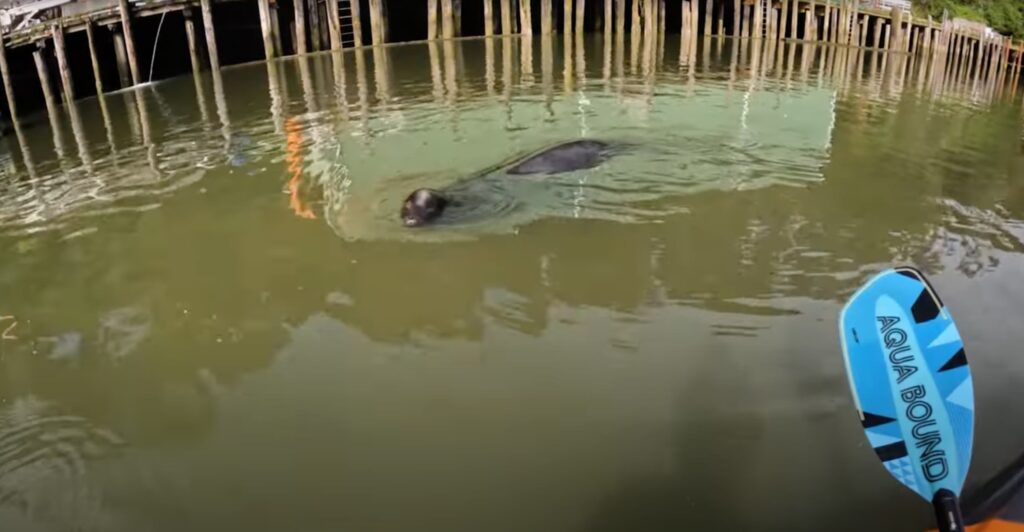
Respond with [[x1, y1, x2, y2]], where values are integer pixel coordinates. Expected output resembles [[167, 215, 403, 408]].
[[932, 489, 966, 532]]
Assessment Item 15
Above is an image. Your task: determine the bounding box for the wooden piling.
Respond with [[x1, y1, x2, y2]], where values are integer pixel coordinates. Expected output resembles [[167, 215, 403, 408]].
[[293, 0, 307, 53], [50, 23, 75, 103], [117, 0, 140, 84], [575, 0, 585, 35], [543, 0, 554, 34], [484, 0, 494, 36], [258, 0, 276, 58], [753, 0, 763, 38], [731, 0, 739, 36], [521, 0, 534, 35], [200, 0, 221, 68], [819, 0, 827, 42], [184, 11, 203, 75], [308, 0, 322, 51], [441, 0, 454, 39], [270, 1, 283, 54], [806, 1, 815, 41], [112, 28, 132, 87], [779, 0, 789, 41], [326, 0, 341, 50], [0, 36, 18, 121], [788, 0, 798, 39], [369, 0, 384, 44], [428, 0, 438, 39], [743, 5, 752, 39], [32, 47, 59, 119], [860, 17, 867, 48], [350, 0, 364, 45]]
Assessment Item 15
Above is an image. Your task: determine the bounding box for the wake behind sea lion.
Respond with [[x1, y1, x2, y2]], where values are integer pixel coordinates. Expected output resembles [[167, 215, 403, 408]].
[[400, 140, 613, 227]]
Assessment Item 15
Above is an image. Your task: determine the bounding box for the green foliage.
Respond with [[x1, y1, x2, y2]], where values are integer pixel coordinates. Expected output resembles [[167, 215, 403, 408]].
[[913, 0, 1024, 37]]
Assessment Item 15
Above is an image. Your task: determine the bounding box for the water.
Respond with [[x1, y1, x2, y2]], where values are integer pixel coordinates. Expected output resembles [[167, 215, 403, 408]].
[[1, 34, 1024, 531]]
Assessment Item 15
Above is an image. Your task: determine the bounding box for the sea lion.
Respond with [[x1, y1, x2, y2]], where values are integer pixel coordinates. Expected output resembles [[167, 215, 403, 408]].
[[400, 140, 612, 227]]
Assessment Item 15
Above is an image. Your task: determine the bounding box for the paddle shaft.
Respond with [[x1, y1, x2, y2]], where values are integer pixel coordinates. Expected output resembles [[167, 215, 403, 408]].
[[933, 489, 966, 532]]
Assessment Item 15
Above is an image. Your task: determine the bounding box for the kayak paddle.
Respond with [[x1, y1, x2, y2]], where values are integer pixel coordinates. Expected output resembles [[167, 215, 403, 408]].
[[839, 267, 974, 532]]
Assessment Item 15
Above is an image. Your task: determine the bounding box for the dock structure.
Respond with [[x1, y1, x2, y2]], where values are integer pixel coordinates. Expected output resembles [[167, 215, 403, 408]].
[[0, 0, 1020, 130]]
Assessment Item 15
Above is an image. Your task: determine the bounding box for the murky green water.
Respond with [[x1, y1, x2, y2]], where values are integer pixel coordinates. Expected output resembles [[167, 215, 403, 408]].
[[2, 34, 1024, 531]]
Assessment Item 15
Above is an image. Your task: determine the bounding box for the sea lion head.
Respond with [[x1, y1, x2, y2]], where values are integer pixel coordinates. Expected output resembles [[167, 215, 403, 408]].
[[400, 188, 449, 227]]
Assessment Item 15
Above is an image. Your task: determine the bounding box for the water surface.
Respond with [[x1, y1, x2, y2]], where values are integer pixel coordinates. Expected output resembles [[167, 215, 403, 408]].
[[2, 35, 1024, 531]]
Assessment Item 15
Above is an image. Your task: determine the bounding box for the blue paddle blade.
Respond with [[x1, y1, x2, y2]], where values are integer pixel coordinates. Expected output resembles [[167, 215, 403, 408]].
[[840, 267, 974, 502]]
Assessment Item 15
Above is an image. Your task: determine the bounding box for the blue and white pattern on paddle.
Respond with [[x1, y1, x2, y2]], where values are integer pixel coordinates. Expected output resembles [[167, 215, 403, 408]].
[[840, 268, 974, 501]]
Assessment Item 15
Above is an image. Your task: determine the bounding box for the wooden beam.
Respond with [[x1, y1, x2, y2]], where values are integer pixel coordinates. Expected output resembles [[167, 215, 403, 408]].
[[200, 0, 221, 68], [293, 0, 307, 53], [117, 0, 140, 85]]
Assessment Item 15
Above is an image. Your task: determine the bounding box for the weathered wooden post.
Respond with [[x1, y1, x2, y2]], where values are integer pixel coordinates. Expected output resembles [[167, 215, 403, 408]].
[[117, 0, 140, 84], [704, 0, 712, 36], [732, 0, 740, 36], [369, 0, 385, 44], [351, 0, 364, 45], [50, 23, 74, 103], [744, 4, 752, 38], [428, 0, 439, 39], [789, 0, 798, 39], [822, 1, 831, 43], [889, 8, 902, 52], [521, 0, 534, 35], [779, 0, 788, 41], [184, 11, 203, 75], [32, 46, 59, 119], [308, 0, 322, 51], [270, 0, 283, 54], [441, 0, 454, 39], [753, 0, 763, 38], [543, 0, 554, 34], [501, 0, 512, 34], [293, 0, 307, 53], [258, 0, 276, 58], [326, 0, 342, 50], [484, 0, 494, 35], [200, 0, 221, 68], [575, 0, 585, 35], [0, 36, 18, 121], [111, 27, 132, 87]]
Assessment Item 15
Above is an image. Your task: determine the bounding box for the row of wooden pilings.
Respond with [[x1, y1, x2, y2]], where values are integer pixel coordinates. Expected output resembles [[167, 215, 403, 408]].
[[450, 0, 1022, 88], [0, 0, 1021, 130], [0, 0, 395, 128]]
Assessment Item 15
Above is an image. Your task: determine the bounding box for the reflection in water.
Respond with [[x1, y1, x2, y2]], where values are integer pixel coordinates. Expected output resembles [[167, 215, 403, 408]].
[[1, 35, 1024, 532]]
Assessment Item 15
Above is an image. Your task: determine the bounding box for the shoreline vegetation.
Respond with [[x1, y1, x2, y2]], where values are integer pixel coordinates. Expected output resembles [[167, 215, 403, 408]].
[[916, 0, 1024, 37]]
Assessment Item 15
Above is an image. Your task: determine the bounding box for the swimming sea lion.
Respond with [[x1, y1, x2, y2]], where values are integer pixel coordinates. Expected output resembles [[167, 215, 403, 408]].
[[400, 140, 612, 227]]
